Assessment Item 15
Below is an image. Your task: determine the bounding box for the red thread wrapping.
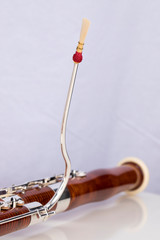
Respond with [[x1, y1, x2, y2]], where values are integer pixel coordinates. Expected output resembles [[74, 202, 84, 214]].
[[73, 51, 83, 63]]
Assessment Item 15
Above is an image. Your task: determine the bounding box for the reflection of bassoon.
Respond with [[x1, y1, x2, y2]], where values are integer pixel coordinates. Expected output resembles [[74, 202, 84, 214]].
[[0, 19, 149, 236]]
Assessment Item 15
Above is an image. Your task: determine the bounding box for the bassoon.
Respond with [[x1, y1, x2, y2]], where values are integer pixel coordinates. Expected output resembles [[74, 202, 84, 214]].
[[0, 19, 149, 237]]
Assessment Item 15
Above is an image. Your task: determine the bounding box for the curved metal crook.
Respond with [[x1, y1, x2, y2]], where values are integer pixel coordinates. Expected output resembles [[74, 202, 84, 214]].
[[44, 18, 90, 211], [44, 63, 78, 211]]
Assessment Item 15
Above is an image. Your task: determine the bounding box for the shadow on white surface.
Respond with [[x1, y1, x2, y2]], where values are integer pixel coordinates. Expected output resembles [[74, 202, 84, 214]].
[[4, 192, 159, 240]]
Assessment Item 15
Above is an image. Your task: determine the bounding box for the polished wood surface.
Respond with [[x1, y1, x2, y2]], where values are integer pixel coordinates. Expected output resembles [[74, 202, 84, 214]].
[[18, 186, 55, 205], [66, 164, 143, 210], [0, 206, 30, 236], [0, 163, 143, 236], [0, 187, 55, 236]]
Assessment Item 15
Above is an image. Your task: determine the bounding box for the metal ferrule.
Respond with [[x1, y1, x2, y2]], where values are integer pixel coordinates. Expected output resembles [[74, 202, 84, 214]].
[[25, 202, 55, 226], [25, 187, 70, 226], [53, 188, 70, 213]]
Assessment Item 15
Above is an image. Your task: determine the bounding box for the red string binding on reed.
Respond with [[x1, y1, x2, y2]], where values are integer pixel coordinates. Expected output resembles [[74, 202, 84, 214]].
[[73, 51, 83, 63]]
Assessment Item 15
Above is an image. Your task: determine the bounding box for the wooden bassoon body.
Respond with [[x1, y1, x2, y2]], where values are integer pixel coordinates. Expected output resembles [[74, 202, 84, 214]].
[[0, 19, 149, 236]]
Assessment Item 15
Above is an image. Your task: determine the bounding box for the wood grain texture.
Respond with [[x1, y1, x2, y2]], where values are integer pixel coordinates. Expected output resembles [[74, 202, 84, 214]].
[[0, 163, 143, 236], [66, 164, 143, 210], [18, 186, 55, 205], [0, 206, 30, 236], [0, 187, 55, 236]]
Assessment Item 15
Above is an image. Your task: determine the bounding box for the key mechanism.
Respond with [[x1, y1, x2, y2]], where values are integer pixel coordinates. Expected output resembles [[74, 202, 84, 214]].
[[0, 195, 24, 210]]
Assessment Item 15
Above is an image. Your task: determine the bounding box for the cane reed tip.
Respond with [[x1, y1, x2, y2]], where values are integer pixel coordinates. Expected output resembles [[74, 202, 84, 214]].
[[118, 157, 149, 195], [79, 18, 90, 45], [73, 18, 90, 63]]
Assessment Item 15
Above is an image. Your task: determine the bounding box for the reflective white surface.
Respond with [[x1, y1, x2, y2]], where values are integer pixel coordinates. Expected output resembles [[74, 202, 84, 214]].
[[3, 192, 160, 239]]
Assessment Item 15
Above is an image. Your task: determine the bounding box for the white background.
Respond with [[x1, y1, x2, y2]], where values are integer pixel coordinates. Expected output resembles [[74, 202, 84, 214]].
[[0, 0, 159, 193]]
